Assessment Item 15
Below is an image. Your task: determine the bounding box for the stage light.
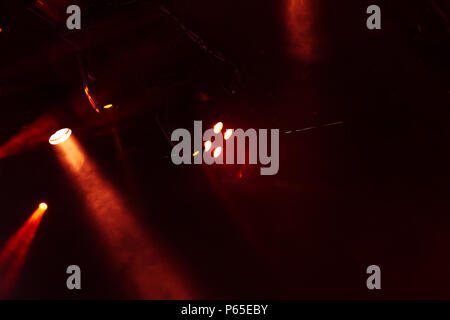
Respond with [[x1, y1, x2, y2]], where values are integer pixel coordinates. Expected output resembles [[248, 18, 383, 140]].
[[204, 140, 212, 152], [84, 86, 100, 113], [213, 147, 222, 158], [0, 204, 46, 297], [213, 122, 223, 134], [103, 104, 113, 109], [224, 129, 233, 140], [49, 128, 72, 145], [39, 203, 48, 211], [0, 28, 3, 33]]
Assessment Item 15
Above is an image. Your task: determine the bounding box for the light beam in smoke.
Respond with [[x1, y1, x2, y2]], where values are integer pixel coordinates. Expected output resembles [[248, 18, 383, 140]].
[[0, 116, 58, 160], [286, 0, 316, 61], [52, 134, 191, 299], [0, 203, 47, 296]]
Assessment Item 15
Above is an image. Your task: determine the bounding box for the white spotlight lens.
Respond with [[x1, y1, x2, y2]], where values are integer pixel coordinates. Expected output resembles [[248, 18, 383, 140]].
[[49, 128, 72, 145]]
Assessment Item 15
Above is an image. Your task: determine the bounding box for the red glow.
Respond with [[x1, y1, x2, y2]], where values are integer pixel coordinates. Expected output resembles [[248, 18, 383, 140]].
[[0, 28, 3, 33], [33, 0, 65, 24], [53, 136, 191, 299], [199, 92, 211, 101], [0, 115, 58, 160], [286, 0, 315, 61], [0, 204, 46, 296]]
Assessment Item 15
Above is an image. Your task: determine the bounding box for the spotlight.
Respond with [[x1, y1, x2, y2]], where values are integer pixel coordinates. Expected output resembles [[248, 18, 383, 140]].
[[103, 104, 114, 109], [204, 140, 212, 152], [0, 203, 46, 296], [213, 147, 222, 158], [213, 122, 223, 134], [224, 129, 233, 140], [39, 203, 48, 211], [49, 128, 72, 145]]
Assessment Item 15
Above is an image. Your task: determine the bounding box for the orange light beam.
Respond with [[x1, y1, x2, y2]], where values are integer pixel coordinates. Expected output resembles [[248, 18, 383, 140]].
[[52, 136, 192, 299], [0, 204, 47, 296]]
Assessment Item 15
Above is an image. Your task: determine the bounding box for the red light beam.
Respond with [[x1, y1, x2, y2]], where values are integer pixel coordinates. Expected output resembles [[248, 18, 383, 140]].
[[0, 115, 58, 160], [0, 204, 47, 297], [286, 0, 316, 61]]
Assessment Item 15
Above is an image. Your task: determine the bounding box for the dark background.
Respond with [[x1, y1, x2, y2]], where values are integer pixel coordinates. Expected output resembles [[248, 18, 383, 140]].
[[0, 0, 449, 299]]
